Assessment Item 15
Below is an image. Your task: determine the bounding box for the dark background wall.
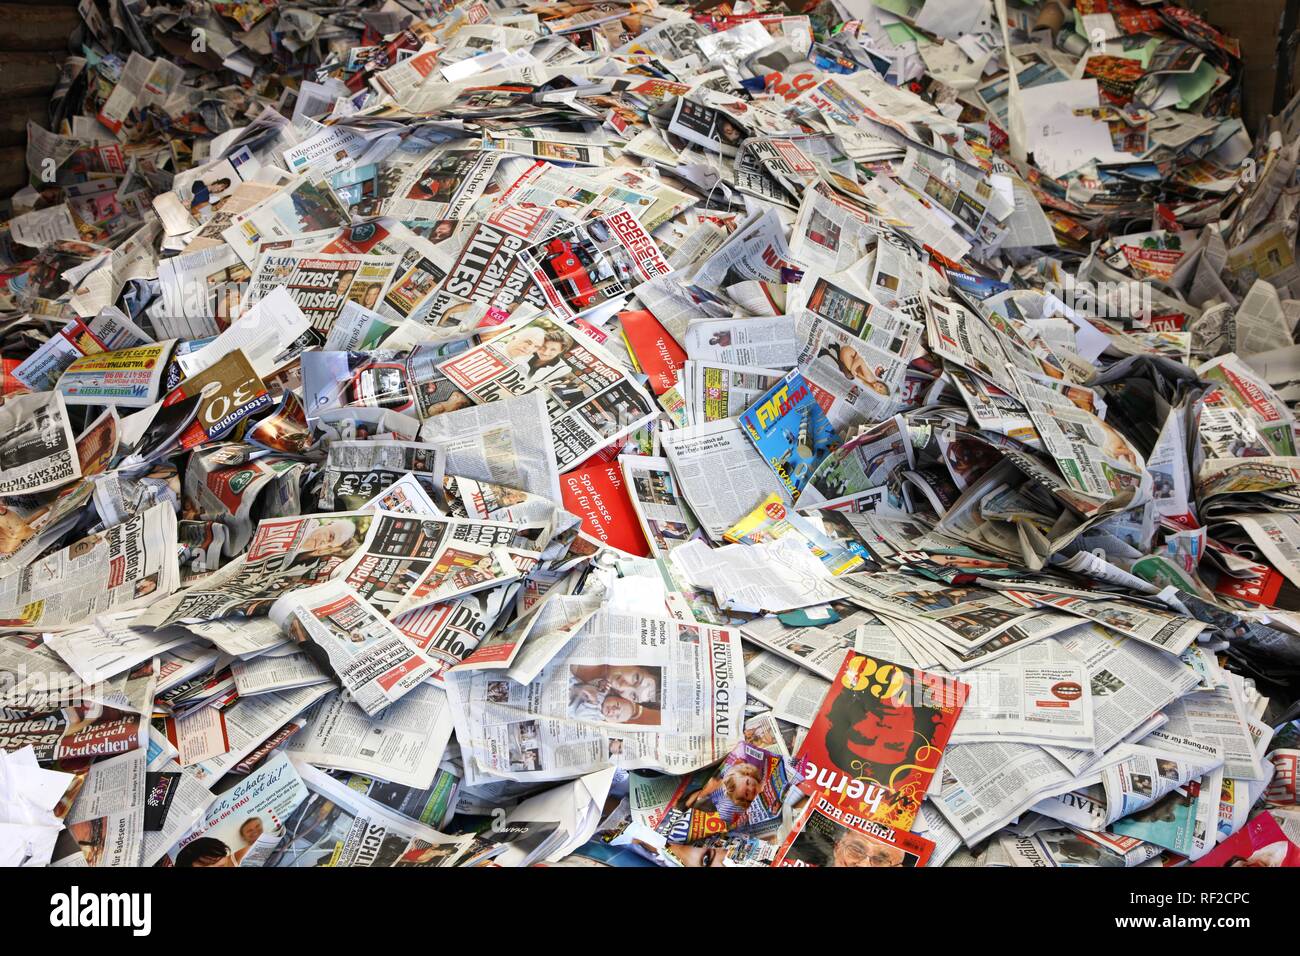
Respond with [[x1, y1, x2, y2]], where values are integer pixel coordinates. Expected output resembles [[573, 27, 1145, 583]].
[[0, 0, 1295, 196], [0, 0, 81, 194]]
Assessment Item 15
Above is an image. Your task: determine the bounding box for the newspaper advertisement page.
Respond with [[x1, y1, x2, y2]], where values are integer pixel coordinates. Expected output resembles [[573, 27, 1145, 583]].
[[159, 751, 308, 867], [948, 637, 1095, 748], [57, 341, 176, 408], [139, 769, 217, 866], [0, 503, 179, 631], [725, 494, 865, 576], [1143, 683, 1265, 781], [661, 418, 792, 541], [794, 310, 912, 423], [682, 360, 785, 424], [13, 307, 153, 393], [1042, 625, 1203, 774], [0, 391, 83, 495], [270, 580, 435, 716], [446, 611, 746, 785], [287, 684, 453, 789], [438, 315, 658, 469]]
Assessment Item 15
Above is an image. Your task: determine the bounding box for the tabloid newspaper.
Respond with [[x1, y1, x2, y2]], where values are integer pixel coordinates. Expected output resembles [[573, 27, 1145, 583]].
[[437, 315, 658, 468], [516, 209, 672, 321], [270, 580, 436, 716], [245, 252, 398, 335], [137, 512, 372, 627], [267, 757, 471, 867], [0, 392, 83, 496]]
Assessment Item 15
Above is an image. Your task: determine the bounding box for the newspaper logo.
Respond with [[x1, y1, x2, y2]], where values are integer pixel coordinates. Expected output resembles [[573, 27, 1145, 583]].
[[50, 887, 151, 936]]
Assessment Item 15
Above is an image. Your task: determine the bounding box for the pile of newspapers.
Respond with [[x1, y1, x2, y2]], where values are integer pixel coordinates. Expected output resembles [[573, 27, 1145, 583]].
[[0, 0, 1298, 870]]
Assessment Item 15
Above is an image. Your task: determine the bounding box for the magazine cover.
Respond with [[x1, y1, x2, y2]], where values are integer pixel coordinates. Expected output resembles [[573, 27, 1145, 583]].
[[1192, 810, 1300, 867], [632, 741, 800, 844], [738, 369, 840, 497], [795, 651, 967, 832], [774, 793, 935, 867]]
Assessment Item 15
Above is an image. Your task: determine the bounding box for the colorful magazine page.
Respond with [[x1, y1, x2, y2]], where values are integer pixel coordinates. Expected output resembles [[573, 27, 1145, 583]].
[[724, 493, 864, 576], [738, 369, 841, 497], [638, 741, 799, 844], [1111, 780, 1203, 856], [795, 650, 966, 832], [1192, 811, 1300, 867], [774, 793, 935, 867]]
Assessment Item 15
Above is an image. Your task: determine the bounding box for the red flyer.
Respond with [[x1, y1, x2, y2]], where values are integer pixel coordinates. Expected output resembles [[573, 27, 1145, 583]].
[[619, 309, 686, 395], [560, 463, 651, 557]]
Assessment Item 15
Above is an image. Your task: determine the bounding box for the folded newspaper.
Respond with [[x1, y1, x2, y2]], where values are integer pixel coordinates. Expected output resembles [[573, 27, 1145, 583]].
[[0, 0, 1298, 873]]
